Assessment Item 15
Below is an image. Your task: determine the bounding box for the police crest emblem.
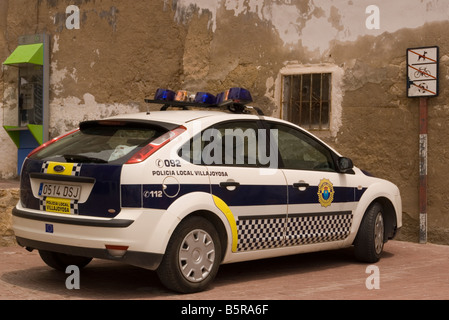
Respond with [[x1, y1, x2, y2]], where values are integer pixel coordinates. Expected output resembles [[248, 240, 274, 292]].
[[318, 178, 334, 208]]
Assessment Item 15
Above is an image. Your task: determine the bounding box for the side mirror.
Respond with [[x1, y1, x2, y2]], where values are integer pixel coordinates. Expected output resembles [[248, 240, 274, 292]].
[[338, 157, 353, 173]]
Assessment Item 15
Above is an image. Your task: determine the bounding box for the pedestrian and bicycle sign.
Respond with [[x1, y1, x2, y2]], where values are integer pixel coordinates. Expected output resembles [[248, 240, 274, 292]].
[[407, 46, 439, 97]]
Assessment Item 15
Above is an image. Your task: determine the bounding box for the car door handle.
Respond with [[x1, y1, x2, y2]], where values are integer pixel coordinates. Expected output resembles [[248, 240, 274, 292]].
[[219, 181, 240, 190], [293, 182, 310, 190]]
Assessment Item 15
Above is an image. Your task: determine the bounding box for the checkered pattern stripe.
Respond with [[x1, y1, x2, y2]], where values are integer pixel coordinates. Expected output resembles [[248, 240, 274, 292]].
[[236, 212, 353, 252], [237, 217, 285, 251], [285, 213, 353, 246], [71, 163, 82, 176], [41, 162, 49, 173]]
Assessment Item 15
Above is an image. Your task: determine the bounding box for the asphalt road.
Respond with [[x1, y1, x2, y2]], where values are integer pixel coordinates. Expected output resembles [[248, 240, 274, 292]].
[[1, 240, 448, 302]]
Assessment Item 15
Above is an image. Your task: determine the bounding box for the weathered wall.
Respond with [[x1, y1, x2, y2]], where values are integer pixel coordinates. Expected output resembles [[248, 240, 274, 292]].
[[0, 186, 19, 246], [330, 21, 449, 243], [1, 0, 449, 244]]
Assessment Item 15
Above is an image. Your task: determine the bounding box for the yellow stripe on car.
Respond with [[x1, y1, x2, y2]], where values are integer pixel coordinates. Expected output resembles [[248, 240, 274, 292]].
[[213, 195, 238, 252]]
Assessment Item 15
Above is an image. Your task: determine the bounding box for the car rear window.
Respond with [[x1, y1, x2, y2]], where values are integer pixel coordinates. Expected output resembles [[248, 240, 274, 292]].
[[30, 120, 169, 164]]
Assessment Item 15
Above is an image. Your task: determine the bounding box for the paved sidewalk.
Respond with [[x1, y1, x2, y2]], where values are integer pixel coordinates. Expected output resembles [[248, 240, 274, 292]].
[[0, 240, 448, 300]]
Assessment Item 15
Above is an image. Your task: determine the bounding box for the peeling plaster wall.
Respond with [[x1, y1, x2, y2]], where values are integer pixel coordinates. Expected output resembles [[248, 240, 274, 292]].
[[2, 0, 449, 243]]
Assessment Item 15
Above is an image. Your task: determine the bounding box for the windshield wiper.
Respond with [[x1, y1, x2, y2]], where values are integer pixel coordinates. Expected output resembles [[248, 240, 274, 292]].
[[63, 154, 108, 164]]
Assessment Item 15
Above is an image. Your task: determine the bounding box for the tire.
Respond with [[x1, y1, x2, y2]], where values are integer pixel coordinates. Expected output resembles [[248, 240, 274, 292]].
[[354, 202, 385, 263], [38, 250, 92, 272], [157, 216, 222, 293]]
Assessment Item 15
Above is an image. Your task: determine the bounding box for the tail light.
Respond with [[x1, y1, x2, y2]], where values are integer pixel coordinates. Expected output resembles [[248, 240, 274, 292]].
[[126, 126, 187, 164], [105, 245, 129, 258]]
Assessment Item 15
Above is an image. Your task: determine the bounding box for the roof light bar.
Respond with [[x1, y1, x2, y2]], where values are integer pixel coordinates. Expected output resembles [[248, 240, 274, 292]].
[[146, 87, 263, 115]]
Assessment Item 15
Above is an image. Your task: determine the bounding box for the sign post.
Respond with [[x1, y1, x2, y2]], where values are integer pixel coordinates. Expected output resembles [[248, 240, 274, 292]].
[[418, 97, 428, 244], [407, 46, 439, 244]]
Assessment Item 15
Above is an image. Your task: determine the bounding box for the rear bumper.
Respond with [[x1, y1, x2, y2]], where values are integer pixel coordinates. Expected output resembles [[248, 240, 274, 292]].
[[12, 205, 165, 270], [15, 236, 163, 270], [13, 208, 134, 228]]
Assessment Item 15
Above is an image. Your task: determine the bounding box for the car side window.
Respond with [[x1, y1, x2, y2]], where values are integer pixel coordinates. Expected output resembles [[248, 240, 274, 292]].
[[179, 121, 271, 167], [269, 122, 336, 172]]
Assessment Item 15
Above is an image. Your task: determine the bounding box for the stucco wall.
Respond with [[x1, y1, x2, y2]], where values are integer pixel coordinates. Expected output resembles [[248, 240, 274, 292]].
[[1, 0, 449, 243], [0, 185, 19, 246]]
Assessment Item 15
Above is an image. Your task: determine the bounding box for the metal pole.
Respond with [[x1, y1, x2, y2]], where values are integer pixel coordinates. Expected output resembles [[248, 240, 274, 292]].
[[419, 97, 428, 244]]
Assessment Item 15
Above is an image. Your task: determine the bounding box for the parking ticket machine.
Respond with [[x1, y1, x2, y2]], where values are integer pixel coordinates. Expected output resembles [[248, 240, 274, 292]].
[[3, 34, 50, 174]]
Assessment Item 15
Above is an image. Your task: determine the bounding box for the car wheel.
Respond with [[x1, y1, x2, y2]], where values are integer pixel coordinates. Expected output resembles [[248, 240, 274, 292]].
[[157, 216, 222, 293], [38, 250, 93, 272], [354, 202, 385, 263]]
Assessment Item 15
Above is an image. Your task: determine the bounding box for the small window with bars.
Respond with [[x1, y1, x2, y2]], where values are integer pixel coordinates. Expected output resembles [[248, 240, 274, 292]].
[[281, 73, 331, 131]]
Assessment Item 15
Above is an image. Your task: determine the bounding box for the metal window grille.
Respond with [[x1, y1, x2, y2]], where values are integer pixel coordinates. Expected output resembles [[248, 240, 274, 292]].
[[282, 73, 331, 130]]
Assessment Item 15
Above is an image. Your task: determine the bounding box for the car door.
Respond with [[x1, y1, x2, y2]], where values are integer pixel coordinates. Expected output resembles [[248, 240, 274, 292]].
[[268, 121, 360, 248], [203, 120, 288, 253]]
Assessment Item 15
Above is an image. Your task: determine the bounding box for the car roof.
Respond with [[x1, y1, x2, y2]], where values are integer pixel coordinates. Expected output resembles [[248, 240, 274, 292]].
[[107, 110, 263, 125]]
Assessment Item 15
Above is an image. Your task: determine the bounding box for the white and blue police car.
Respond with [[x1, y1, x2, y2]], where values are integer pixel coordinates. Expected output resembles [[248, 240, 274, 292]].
[[12, 88, 402, 293]]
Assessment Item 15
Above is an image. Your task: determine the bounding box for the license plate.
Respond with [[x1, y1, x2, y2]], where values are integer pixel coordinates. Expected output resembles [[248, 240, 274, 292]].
[[45, 198, 72, 214], [38, 182, 81, 200]]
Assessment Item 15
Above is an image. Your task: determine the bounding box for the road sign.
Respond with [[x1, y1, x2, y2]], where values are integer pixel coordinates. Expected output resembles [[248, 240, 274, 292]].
[[407, 46, 439, 97]]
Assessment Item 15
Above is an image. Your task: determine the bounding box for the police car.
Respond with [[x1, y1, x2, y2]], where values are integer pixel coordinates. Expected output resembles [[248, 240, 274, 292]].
[[12, 88, 402, 293]]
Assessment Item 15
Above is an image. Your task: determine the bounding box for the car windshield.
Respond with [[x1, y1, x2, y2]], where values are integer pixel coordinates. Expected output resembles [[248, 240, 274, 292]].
[[30, 121, 168, 164]]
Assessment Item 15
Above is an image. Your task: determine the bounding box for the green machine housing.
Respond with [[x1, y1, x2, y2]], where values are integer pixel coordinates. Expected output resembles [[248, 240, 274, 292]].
[[3, 34, 50, 174]]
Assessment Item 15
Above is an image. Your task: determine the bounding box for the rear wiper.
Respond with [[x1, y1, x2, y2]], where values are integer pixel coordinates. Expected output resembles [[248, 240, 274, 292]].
[[63, 154, 108, 163]]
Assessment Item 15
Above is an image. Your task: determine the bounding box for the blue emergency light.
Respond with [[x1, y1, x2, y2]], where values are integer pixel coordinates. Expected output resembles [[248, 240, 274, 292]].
[[215, 91, 227, 105], [194, 92, 216, 104], [228, 87, 252, 103], [216, 87, 252, 104], [154, 88, 176, 101]]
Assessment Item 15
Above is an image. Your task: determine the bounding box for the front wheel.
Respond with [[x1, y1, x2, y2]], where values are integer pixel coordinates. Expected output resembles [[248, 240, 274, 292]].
[[354, 202, 385, 263], [157, 216, 222, 293]]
